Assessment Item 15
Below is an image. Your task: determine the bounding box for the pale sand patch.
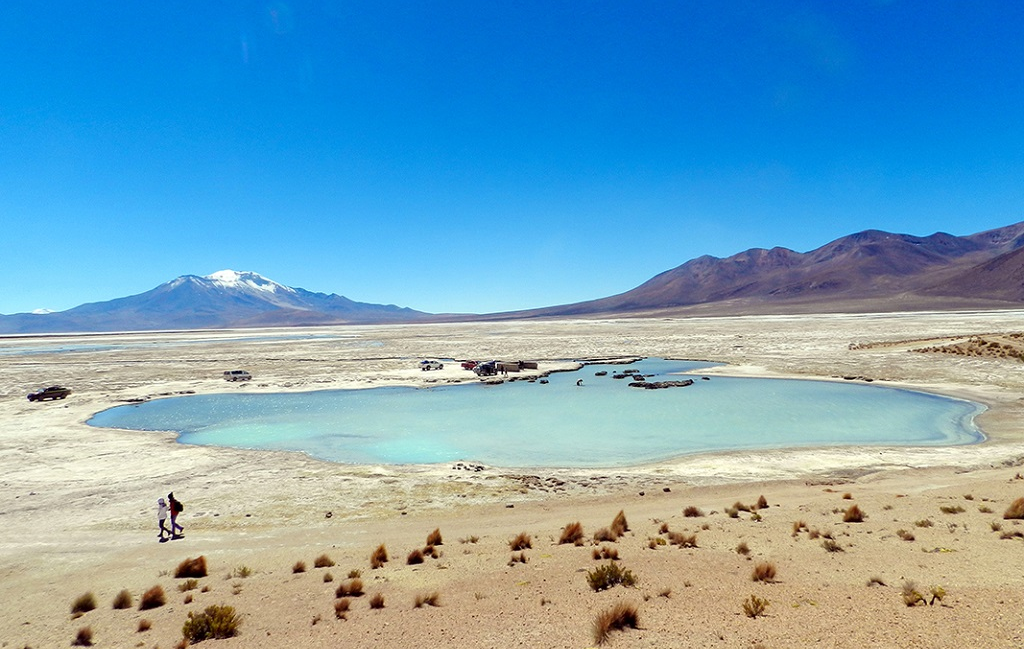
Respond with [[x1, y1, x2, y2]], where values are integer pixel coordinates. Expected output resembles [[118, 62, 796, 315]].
[[2, 311, 1024, 648]]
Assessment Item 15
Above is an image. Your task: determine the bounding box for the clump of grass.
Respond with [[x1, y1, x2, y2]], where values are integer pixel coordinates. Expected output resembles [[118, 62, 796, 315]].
[[939, 505, 965, 514], [792, 520, 807, 536], [370, 544, 388, 569], [842, 505, 865, 523], [914, 519, 934, 528], [963, 494, 974, 500], [72, 626, 93, 646], [821, 539, 844, 552], [336, 579, 364, 597], [509, 532, 532, 551], [178, 579, 199, 592], [347, 569, 361, 579], [182, 604, 242, 641], [647, 537, 666, 549], [611, 510, 629, 537], [725, 507, 740, 518], [183, 594, 193, 605], [414, 591, 440, 608], [230, 565, 252, 578], [139, 586, 166, 610], [1004, 497, 1024, 519], [314, 553, 335, 568], [508, 551, 528, 565], [742, 594, 769, 618], [990, 521, 1002, 532], [736, 541, 750, 555], [896, 529, 915, 541], [587, 562, 637, 591], [559, 521, 585, 545], [592, 602, 639, 645], [334, 598, 350, 620], [593, 527, 617, 542], [683, 506, 704, 517], [751, 562, 777, 583], [929, 585, 946, 605], [667, 531, 698, 548], [137, 619, 152, 632], [323, 572, 334, 582], [902, 581, 925, 607], [426, 528, 443, 546], [175, 556, 208, 579], [842, 492, 853, 500], [369, 593, 385, 609], [112, 589, 132, 610], [424, 544, 440, 559], [592, 545, 618, 560], [999, 530, 1024, 540], [407, 548, 425, 565], [459, 535, 480, 544], [292, 561, 306, 574], [755, 495, 769, 509], [658, 522, 670, 534], [201, 585, 211, 593], [979, 505, 994, 513], [71, 592, 97, 615]]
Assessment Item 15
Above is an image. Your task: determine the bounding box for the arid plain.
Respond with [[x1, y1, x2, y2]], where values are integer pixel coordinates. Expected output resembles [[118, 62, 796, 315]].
[[3, 311, 1024, 648]]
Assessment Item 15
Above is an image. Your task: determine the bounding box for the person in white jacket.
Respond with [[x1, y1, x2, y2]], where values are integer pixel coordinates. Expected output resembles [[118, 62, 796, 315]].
[[157, 497, 170, 542]]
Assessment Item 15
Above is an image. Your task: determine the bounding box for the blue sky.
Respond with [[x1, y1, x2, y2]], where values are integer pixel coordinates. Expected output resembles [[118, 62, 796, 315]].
[[2, 2, 1023, 315]]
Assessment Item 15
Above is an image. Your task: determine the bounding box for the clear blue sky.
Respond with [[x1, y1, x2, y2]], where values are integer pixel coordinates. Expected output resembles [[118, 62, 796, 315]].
[[2, 2, 1023, 315]]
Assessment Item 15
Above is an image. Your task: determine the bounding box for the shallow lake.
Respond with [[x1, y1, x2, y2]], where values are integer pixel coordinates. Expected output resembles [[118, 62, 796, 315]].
[[87, 358, 984, 468]]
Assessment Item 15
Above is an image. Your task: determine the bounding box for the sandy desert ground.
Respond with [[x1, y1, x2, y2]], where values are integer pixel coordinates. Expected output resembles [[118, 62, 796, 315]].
[[2, 310, 1024, 648]]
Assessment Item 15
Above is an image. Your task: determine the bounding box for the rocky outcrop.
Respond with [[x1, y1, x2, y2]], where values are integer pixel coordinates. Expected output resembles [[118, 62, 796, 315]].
[[628, 379, 694, 389]]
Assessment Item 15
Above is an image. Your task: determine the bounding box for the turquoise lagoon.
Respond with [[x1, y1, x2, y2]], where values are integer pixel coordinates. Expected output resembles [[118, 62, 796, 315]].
[[87, 359, 984, 468]]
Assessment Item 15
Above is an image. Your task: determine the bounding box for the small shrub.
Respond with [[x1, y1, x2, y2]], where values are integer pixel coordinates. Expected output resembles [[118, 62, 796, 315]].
[[842, 505, 865, 523], [137, 619, 152, 632], [593, 527, 617, 542], [667, 531, 697, 548], [896, 529, 915, 541], [592, 545, 618, 560], [611, 510, 629, 537], [407, 548, 425, 565], [979, 505, 994, 513], [292, 561, 306, 574], [426, 527, 443, 546], [939, 505, 965, 514], [914, 519, 934, 528], [184, 594, 193, 604], [334, 598, 350, 619], [336, 579, 364, 597], [683, 506, 704, 517], [736, 541, 750, 555], [742, 594, 769, 618], [509, 532, 532, 551], [459, 535, 479, 544], [592, 602, 639, 645], [369, 593, 385, 609], [755, 495, 768, 509], [72, 626, 93, 646], [725, 507, 739, 518], [414, 591, 440, 608], [182, 604, 242, 642], [323, 572, 334, 583], [175, 556, 208, 579], [929, 585, 946, 605], [71, 592, 97, 615], [178, 579, 199, 592], [791, 520, 807, 536], [587, 562, 637, 591], [751, 562, 776, 583], [902, 581, 925, 607], [139, 585, 166, 610], [112, 589, 132, 610], [370, 544, 388, 569], [559, 521, 585, 545], [508, 551, 528, 565], [424, 544, 439, 559], [821, 539, 844, 553], [347, 569, 361, 579], [990, 521, 1002, 532], [658, 522, 670, 534], [1004, 497, 1024, 519], [314, 553, 335, 568], [842, 492, 852, 500], [963, 494, 974, 500]]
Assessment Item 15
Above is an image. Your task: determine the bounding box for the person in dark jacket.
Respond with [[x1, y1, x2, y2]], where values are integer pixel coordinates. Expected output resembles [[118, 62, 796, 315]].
[[168, 492, 184, 538]]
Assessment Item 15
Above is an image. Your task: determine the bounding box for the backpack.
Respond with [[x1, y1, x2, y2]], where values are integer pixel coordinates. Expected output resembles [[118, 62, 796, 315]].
[[173, 500, 184, 513]]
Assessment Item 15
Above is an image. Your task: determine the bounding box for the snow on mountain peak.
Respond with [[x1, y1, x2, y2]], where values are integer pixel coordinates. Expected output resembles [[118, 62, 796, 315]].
[[203, 270, 294, 294]]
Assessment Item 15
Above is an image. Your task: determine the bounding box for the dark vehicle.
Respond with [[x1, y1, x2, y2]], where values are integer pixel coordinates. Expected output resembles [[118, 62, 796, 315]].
[[28, 386, 71, 401]]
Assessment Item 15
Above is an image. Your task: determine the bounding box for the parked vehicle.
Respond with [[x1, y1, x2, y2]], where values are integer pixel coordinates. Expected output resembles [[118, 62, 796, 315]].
[[461, 361, 478, 370], [27, 386, 71, 401], [420, 360, 444, 371], [223, 370, 252, 382], [473, 361, 497, 376]]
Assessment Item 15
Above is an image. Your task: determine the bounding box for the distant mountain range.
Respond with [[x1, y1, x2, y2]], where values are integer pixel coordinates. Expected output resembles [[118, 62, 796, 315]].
[[4, 222, 1024, 334], [0, 270, 425, 334]]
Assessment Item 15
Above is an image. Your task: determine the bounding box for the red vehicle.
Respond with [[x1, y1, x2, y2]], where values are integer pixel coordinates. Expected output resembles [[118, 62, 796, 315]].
[[461, 361, 478, 370]]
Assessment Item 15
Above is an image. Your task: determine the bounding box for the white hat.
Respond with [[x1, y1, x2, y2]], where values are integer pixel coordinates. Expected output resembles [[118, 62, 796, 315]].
[[158, 498, 166, 504]]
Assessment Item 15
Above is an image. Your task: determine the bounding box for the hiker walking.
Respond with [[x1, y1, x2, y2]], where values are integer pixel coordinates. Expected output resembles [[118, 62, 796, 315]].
[[157, 497, 170, 542], [168, 492, 184, 538]]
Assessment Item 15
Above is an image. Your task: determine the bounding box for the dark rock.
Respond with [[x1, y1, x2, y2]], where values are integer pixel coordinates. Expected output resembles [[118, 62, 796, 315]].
[[628, 379, 694, 389]]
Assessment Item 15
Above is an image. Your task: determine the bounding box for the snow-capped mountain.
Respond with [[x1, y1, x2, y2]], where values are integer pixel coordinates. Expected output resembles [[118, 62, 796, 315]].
[[0, 270, 427, 333]]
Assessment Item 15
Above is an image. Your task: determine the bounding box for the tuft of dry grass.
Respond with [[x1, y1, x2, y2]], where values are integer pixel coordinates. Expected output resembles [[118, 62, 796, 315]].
[[587, 562, 637, 591], [334, 598, 350, 619], [407, 548, 425, 565], [370, 544, 388, 569], [736, 541, 750, 555], [592, 545, 618, 560], [414, 591, 441, 608], [314, 553, 335, 568], [742, 594, 769, 618], [592, 601, 639, 645], [732, 501, 751, 513], [751, 562, 777, 583], [426, 527, 443, 546], [559, 521, 585, 545], [138, 585, 166, 610], [508, 551, 529, 565], [667, 531, 698, 548], [182, 604, 242, 641], [137, 619, 152, 633], [914, 519, 934, 528], [509, 532, 532, 551], [658, 522, 670, 534], [72, 626, 93, 646], [370, 593, 385, 609], [755, 495, 769, 509], [940, 505, 965, 514], [683, 506, 705, 517], [821, 539, 844, 553], [178, 579, 199, 592], [842, 492, 853, 500], [897, 529, 915, 542], [71, 592, 97, 615], [593, 527, 618, 543], [611, 510, 629, 537], [1004, 497, 1024, 519], [791, 520, 807, 536], [112, 589, 132, 610], [336, 579, 364, 597], [459, 535, 480, 544], [323, 572, 334, 582], [842, 505, 865, 523], [292, 561, 306, 574], [183, 594, 193, 604], [424, 544, 439, 559], [175, 556, 208, 579], [902, 581, 925, 607]]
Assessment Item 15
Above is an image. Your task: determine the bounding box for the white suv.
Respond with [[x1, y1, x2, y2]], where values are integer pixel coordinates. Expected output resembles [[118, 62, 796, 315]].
[[223, 370, 252, 382]]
